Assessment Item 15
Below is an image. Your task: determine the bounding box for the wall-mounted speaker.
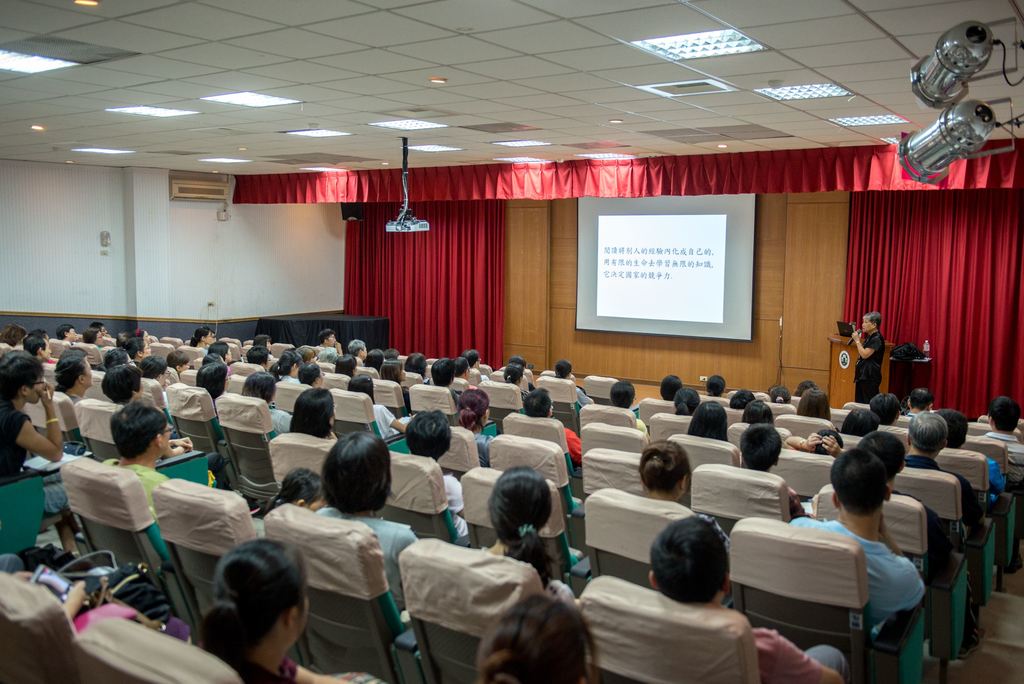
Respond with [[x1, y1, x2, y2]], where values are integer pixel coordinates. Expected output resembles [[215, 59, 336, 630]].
[[341, 202, 364, 221]]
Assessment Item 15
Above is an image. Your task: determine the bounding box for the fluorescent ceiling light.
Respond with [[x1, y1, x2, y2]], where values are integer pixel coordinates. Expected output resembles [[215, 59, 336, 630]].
[[198, 157, 250, 163], [631, 29, 764, 61], [755, 83, 851, 101], [577, 153, 635, 160], [301, 167, 347, 172], [494, 157, 552, 163], [285, 129, 350, 137], [71, 147, 133, 154], [0, 49, 79, 74], [830, 115, 906, 126], [369, 119, 448, 130], [408, 144, 461, 152], [201, 92, 300, 107], [880, 137, 900, 145], [491, 140, 551, 147], [105, 106, 199, 118]]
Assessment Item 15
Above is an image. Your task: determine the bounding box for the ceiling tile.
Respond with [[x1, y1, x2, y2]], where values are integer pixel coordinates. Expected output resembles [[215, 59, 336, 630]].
[[382, 66, 493, 88], [0, 0, 103, 33], [49, 66, 158, 88], [480, 21, 614, 54], [784, 39, 912, 68], [726, 69, 825, 90], [32, 0, 180, 18], [100, 55, 222, 79], [313, 49, 438, 75], [319, 75, 412, 96], [243, 61, 363, 84], [445, 80, 544, 99], [516, 0, 675, 19], [203, 0, 370, 25], [512, 72, 617, 93], [183, 71, 295, 91], [123, 4, 281, 41], [494, 93, 584, 109], [389, 36, 518, 64], [377, 87, 475, 106], [543, 44, 667, 71], [458, 56, 572, 80], [129, 81, 226, 99], [394, 0, 552, 32], [746, 15, 886, 50], [682, 51, 803, 77], [575, 4, 725, 41], [54, 20, 203, 53], [592, 63, 705, 86], [227, 28, 363, 59], [310, 12, 453, 45], [819, 59, 913, 83], [157, 43, 291, 70], [867, 1, 1013, 37], [690, 0, 855, 27], [568, 85, 657, 103], [0, 27, 32, 43]]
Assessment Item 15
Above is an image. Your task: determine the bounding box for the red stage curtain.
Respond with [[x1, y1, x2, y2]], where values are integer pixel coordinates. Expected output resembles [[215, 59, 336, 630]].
[[344, 200, 505, 365], [234, 144, 1024, 204], [844, 190, 1024, 417]]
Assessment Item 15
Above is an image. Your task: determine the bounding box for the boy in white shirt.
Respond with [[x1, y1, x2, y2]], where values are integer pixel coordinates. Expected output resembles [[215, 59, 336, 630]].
[[405, 409, 468, 538], [347, 376, 407, 439]]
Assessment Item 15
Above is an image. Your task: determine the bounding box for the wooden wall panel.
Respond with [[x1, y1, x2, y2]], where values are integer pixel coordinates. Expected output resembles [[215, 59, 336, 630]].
[[504, 200, 550, 369]]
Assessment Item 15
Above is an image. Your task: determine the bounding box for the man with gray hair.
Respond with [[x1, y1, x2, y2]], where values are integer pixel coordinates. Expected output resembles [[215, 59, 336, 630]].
[[347, 339, 367, 364], [905, 412, 983, 531]]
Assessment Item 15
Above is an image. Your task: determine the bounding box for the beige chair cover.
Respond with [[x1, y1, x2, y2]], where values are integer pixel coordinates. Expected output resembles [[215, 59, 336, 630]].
[[586, 488, 692, 563], [330, 388, 374, 424], [731, 518, 868, 609], [583, 449, 646, 496], [489, 434, 569, 488], [451, 377, 469, 392], [843, 402, 871, 411], [84, 370, 108, 401], [775, 414, 835, 438], [723, 407, 745, 426], [166, 383, 216, 421], [582, 422, 647, 455], [961, 436, 1007, 471], [152, 479, 255, 556], [461, 467, 565, 537], [478, 363, 494, 376], [700, 395, 730, 407], [159, 337, 183, 347], [488, 371, 506, 384], [774, 450, 833, 498], [355, 366, 380, 380], [268, 432, 336, 482], [274, 381, 311, 413], [668, 434, 741, 468], [813, 486, 928, 557], [137, 378, 165, 410], [580, 404, 636, 429], [230, 362, 264, 378], [47, 339, 69, 358], [691, 464, 789, 522], [269, 343, 295, 357], [388, 452, 448, 515], [895, 468, 962, 521], [649, 413, 692, 442], [54, 392, 79, 431], [536, 376, 577, 404], [502, 413, 569, 453], [840, 433, 862, 448], [895, 414, 912, 427], [401, 371, 423, 389], [226, 375, 246, 395], [175, 346, 205, 363], [265, 504, 389, 599], [75, 399, 118, 444], [581, 575, 760, 684], [216, 393, 273, 434], [63, 458, 152, 531], [323, 372, 351, 391], [767, 402, 797, 417], [478, 380, 523, 410], [399, 539, 543, 636], [879, 424, 908, 437], [726, 423, 792, 448], [72, 342, 103, 367], [830, 408, 851, 430], [936, 448, 988, 492], [467, 368, 482, 385], [23, 393, 64, 431], [439, 426, 479, 473], [638, 398, 675, 424], [0, 574, 80, 684], [583, 375, 618, 400], [372, 378, 405, 412], [179, 369, 198, 387], [410, 384, 456, 414], [148, 343, 174, 359]]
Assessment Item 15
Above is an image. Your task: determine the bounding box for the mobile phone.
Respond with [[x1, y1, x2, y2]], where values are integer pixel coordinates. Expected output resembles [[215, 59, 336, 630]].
[[30, 565, 72, 603]]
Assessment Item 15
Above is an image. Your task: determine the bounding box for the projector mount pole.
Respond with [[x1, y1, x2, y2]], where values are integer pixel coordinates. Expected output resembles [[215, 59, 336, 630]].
[[398, 136, 410, 222]]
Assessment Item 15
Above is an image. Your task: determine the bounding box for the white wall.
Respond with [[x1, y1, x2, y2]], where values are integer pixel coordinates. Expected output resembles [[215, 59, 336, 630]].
[[0, 160, 344, 319]]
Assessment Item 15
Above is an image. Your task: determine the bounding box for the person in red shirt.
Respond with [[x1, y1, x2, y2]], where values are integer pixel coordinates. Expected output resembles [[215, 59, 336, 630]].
[[523, 389, 582, 467]]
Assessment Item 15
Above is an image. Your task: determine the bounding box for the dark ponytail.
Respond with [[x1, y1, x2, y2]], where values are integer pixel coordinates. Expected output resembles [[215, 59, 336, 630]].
[[271, 349, 301, 381], [190, 326, 213, 347], [639, 441, 691, 496], [488, 467, 554, 587]]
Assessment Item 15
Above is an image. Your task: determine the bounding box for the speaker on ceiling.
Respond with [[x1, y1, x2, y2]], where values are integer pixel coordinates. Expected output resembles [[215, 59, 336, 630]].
[[340, 202, 364, 221]]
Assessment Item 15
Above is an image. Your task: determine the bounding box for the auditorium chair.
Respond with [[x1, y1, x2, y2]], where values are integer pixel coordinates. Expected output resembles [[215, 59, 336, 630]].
[[178, 369, 197, 387], [355, 366, 380, 380], [401, 371, 423, 388], [467, 368, 481, 385], [842, 401, 871, 411], [477, 380, 522, 432], [189, 356, 206, 370], [0, 342, 9, 357], [723, 407, 745, 426], [638, 397, 675, 424], [767, 402, 797, 418], [667, 434, 741, 468], [74, 398, 120, 460], [167, 383, 226, 455], [175, 346, 204, 365], [330, 388, 379, 436], [581, 575, 760, 684], [583, 448, 646, 498], [216, 393, 280, 505], [536, 376, 580, 432], [880, 425, 909, 438], [373, 378, 407, 417], [960, 436, 1007, 472], [384, 451, 463, 543], [159, 336, 183, 347], [582, 422, 647, 455], [726, 422, 792, 448], [409, 384, 458, 425], [495, 365, 533, 390], [274, 380, 311, 413], [580, 403, 635, 430], [152, 479, 256, 626], [586, 488, 692, 587], [83, 369, 108, 400], [451, 377, 469, 393], [225, 374, 245, 395], [229, 361, 264, 378], [264, 505, 408, 681], [399, 538, 543, 684], [840, 433, 863, 448], [23, 390, 80, 442], [145, 341, 173, 359], [700, 395, 731, 408], [0, 472, 49, 556], [269, 342, 294, 357], [316, 361, 335, 375], [730, 518, 925, 684], [0, 573, 81, 684], [691, 464, 790, 533], [583, 375, 617, 405], [47, 338, 70, 358], [773, 450, 833, 499], [268, 432, 336, 483], [438, 426, 479, 476], [322, 372, 349, 391], [648, 413, 692, 442], [165, 367, 179, 385], [71, 341, 104, 368], [775, 414, 835, 438], [830, 408, 851, 430], [478, 363, 494, 376], [501, 412, 579, 498], [222, 341, 241, 362]]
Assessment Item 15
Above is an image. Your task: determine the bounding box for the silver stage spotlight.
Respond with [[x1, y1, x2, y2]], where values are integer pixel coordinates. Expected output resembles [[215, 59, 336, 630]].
[[911, 21, 993, 108], [898, 100, 996, 182]]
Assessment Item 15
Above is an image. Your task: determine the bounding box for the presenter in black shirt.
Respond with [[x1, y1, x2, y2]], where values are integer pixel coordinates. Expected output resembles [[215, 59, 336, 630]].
[[852, 311, 884, 403]]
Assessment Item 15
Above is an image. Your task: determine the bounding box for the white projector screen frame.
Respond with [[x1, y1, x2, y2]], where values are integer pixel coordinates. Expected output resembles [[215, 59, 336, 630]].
[[576, 195, 756, 341]]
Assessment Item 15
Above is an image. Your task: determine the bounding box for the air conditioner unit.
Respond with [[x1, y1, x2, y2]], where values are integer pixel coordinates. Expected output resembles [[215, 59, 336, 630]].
[[169, 177, 230, 201]]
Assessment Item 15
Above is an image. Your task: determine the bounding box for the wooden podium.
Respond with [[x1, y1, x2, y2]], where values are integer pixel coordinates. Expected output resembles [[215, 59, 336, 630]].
[[827, 336, 893, 407]]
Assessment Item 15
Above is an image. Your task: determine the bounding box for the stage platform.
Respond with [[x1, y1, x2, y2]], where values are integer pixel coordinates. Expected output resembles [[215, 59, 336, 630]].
[[255, 313, 389, 350]]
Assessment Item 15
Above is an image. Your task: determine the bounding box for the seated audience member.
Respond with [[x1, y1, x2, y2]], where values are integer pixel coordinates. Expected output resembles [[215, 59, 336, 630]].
[[502, 363, 529, 401], [139, 355, 169, 386], [405, 410, 468, 536], [317, 346, 338, 365], [296, 346, 317, 364], [348, 376, 406, 439], [687, 402, 728, 442], [197, 361, 229, 402], [741, 400, 773, 425], [841, 409, 880, 437], [907, 388, 934, 418], [290, 388, 335, 439], [80, 326, 100, 346], [404, 352, 427, 379], [460, 348, 480, 370], [524, 389, 581, 467], [203, 539, 349, 684], [794, 380, 819, 397], [267, 467, 324, 512], [380, 360, 411, 414], [486, 467, 573, 602], [937, 408, 1004, 509], [318, 432, 417, 607], [741, 424, 806, 519], [103, 347, 131, 371], [347, 339, 367, 363], [243, 372, 292, 435], [555, 359, 591, 406], [477, 593, 597, 684], [769, 384, 792, 405], [102, 364, 143, 404], [22, 334, 51, 364], [453, 356, 470, 385], [650, 517, 848, 684], [90, 322, 108, 337], [786, 429, 843, 457], [458, 388, 492, 467], [430, 357, 461, 402], [297, 363, 323, 388], [106, 402, 172, 517], [317, 328, 339, 352], [729, 389, 756, 411], [123, 336, 149, 364], [797, 388, 831, 420], [905, 413, 983, 532], [54, 349, 92, 403], [0, 324, 27, 347], [55, 323, 79, 343], [202, 353, 225, 367], [334, 354, 357, 378], [207, 341, 232, 364], [705, 374, 726, 398], [611, 380, 646, 433], [252, 334, 271, 349], [869, 393, 901, 426], [673, 387, 701, 417], [166, 350, 191, 379], [660, 374, 683, 402], [507, 356, 535, 391], [983, 395, 1024, 489], [29, 328, 49, 341], [116, 330, 133, 349], [273, 350, 302, 384], [639, 441, 729, 549], [383, 348, 400, 361], [246, 345, 271, 370], [791, 449, 925, 632], [190, 326, 216, 353]]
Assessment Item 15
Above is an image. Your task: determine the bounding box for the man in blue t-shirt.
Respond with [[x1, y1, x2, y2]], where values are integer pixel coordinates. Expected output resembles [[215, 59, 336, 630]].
[[791, 448, 924, 632]]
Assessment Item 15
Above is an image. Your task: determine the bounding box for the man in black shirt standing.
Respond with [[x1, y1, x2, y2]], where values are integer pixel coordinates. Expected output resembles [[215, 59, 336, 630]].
[[852, 311, 884, 404]]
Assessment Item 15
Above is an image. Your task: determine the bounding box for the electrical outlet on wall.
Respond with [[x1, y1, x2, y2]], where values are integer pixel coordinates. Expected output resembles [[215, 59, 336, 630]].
[[207, 301, 216, 308], [699, 375, 708, 382]]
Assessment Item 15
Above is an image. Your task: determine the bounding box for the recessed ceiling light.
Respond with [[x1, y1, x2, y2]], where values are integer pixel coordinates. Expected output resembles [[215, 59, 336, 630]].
[[577, 153, 636, 160], [634, 79, 735, 98], [829, 114, 906, 126], [881, 137, 900, 145], [428, 76, 448, 84], [717, 144, 728, 149], [608, 119, 624, 124], [198, 158, 250, 163], [201, 92, 301, 108], [369, 119, 448, 130], [494, 157, 552, 163], [31, 124, 45, 131], [755, 83, 851, 101], [631, 29, 765, 61], [301, 167, 347, 172], [74, 0, 100, 6], [237, 147, 247, 151], [72, 147, 134, 154], [408, 144, 462, 152], [0, 49, 79, 74], [65, 160, 75, 164], [105, 105, 199, 118], [284, 128, 351, 137], [491, 140, 551, 147]]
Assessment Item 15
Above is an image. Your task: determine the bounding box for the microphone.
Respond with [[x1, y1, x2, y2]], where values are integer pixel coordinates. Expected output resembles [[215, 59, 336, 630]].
[[847, 323, 860, 345]]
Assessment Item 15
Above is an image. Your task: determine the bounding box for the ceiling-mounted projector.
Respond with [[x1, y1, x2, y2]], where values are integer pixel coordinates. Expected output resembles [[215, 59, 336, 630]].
[[386, 136, 430, 233]]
